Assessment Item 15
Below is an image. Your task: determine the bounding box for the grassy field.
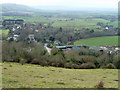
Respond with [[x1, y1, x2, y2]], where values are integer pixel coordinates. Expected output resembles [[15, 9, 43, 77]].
[[51, 19, 110, 30], [2, 62, 118, 88], [0, 30, 9, 37], [2, 16, 118, 29], [74, 36, 119, 46]]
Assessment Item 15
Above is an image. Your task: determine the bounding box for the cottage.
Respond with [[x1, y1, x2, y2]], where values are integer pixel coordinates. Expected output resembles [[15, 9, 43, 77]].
[[105, 27, 109, 30], [13, 34, 19, 41], [13, 28, 15, 31], [54, 40, 61, 45], [35, 30, 39, 32], [17, 25, 21, 29], [28, 34, 35, 41]]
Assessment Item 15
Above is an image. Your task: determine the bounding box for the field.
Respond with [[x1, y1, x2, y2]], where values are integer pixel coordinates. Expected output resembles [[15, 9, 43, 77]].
[[51, 19, 110, 29], [74, 36, 119, 46], [0, 30, 9, 37], [2, 62, 118, 88], [2, 15, 118, 30]]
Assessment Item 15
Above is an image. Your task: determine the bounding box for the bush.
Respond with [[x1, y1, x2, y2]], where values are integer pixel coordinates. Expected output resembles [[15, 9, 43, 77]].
[[50, 54, 65, 67], [64, 62, 73, 69], [2, 41, 118, 69], [80, 62, 96, 69], [113, 55, 120, 69], [106, 63, 116, 69], [96, 81, 104, 88], [97, 54, 113, 68]]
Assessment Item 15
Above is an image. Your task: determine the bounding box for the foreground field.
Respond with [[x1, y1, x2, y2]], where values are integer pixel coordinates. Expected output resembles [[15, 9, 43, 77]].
[[2, 62, 118, 88], [74, 36, 119, 46]]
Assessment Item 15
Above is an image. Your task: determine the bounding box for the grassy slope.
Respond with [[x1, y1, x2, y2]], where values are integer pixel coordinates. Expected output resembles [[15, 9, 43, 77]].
[[2, 62, 118, 88], [74, 36, 119, 46]]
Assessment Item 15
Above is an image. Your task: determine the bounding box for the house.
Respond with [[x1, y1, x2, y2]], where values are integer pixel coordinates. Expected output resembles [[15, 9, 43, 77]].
[[17, 25, 21, 29], [105, 27, 109, 30], [13, 28, 15, 31], [112, 46, 120, 55], [28, 34, 35, 41], [54, 40, 61, 45], [8, 35, 19, 41], [35, 30, 39, 32], [13, 34, 19, 41]]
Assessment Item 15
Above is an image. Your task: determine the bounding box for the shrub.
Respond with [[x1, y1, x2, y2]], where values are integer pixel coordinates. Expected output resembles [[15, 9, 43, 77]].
[[19, 59, 27, 65], [96, 81, 104, 88], [106, 63, 116, 69], [97, 54, 112, 68], [64, 62, 73, 69], [80, 55, 96, 63], [50, 54, 65, 67], [71, 64, 80, 69], [80, 62, 96, 69], [113, 55, 120, 69]]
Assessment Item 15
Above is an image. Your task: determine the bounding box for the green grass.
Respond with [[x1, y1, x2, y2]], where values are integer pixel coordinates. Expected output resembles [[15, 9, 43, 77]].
[[109, 21, 118, 27], [0, 29, 9, 37], [2, 15, 118, 30], [51, 19, 110, 30], [74, 36, 119, 46], [2, 62, 118, 88]]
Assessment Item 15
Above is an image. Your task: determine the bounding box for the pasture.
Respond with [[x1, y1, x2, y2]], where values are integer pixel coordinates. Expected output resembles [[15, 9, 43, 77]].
[[2, 62, 118, 88], [0, 30, 9, 37], [74, 36, 119, 46], [2, 15, 118, 30], [51, 18, 110, 29]]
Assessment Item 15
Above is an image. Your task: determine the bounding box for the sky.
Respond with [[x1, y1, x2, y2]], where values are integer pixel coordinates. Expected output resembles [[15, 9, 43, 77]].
[[1, 0, 119, 9]]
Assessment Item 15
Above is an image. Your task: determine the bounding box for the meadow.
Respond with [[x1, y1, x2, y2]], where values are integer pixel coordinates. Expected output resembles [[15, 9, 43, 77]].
[[2, 62, 118, 88], [0, 29, 9, 37], [2, 15, 118, 30], [52, 19, 103, 30], [74, 36, 119, 46]]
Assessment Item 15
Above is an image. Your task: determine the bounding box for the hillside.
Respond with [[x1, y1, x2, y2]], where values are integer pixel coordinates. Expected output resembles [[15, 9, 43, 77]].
[[1, 3, 34, 12], [74, 36, 119, 46], [2, 62, 118, 88]]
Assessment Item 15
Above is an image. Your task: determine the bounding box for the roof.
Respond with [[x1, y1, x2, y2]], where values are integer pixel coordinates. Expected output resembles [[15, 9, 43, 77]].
[[14, 35, 19, 37], [89, 46, 105, 51], [72, 46, 80, 50], [56, 46, 67, 49]]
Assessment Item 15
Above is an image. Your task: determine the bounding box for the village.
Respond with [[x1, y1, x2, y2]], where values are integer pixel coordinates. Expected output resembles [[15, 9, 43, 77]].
[[2, 19, 120, 56], [1, 1, 120, 88]]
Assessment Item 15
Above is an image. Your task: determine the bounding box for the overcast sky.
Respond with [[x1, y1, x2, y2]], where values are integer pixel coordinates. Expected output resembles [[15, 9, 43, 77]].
[[1, 0, 119, 9]]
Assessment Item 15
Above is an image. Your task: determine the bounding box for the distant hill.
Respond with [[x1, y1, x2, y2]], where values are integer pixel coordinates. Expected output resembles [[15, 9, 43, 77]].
[[0, 3, 58, 16], [0, 3, 39, 16], [1, 3, 35, 12]]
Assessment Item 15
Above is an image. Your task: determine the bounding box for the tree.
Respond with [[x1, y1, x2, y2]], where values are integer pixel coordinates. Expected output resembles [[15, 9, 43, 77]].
[[59, 27, 63, 32], [90, 29, 94, 33], [49, 36, 55, 42]]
